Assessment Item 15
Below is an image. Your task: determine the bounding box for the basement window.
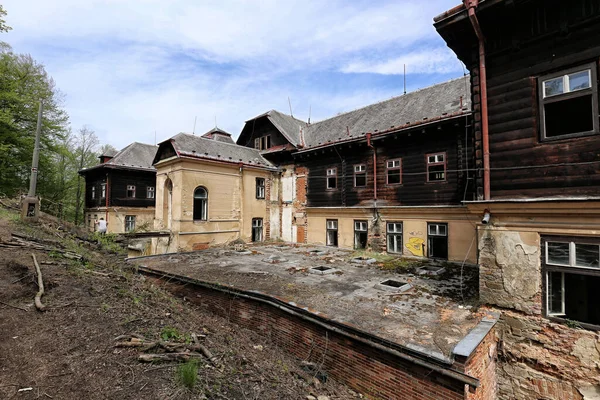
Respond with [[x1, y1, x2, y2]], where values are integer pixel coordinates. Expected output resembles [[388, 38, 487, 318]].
[[539, 63, 598, 140], [426, 153, 446, 182], [354, 164, 367, 187], [256, 178, 265, 199], [543, 237, 600, 328], [354, 220, 368, 250], [126, 185, 136, 198], [386, 222, 403, 254], [254, 135, 271, 150], [386, 159, 402, 185], [326, 168, 337, 190], [326, 219, 338, 247]]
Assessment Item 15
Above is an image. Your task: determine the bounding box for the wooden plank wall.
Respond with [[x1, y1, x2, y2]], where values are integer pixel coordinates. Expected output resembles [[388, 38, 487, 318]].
[[109, 170, 156, 208]]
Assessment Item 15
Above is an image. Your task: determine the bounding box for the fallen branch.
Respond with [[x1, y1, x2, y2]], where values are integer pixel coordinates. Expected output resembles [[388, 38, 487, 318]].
[[138, 352, 204, 363], [32, 253, 46, 311], [0, 301, 28, 312], [192, 333, 220, 367]]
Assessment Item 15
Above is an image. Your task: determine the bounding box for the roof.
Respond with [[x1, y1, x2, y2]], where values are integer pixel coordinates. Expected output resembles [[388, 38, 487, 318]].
[[80, 142, 157, 174], [300, 77, 471, 150], [100, 148, 118, 158], [240, 110, 308, 148], [136, 244, 487, 360], [159, 133, 277, 170], [202, 127, 235, 144]]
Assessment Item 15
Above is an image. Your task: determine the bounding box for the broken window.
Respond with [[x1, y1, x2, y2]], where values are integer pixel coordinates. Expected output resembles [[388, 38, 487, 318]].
[[254, 135, 271, 150], [387, 222, 403, 254], [126, 185, 136, 198], [354, 164, 366, 187], [427, 153, 446, 182], [427, 223, 448, 259], [386, 159, 402, 185], [125, 215, 136, 232], [539, 63, 598, 140], [256, 178, 265, 199], [193, 186, 208, 221], [543, 237, 600, 327], [100, 183, 106, 199], [252, 218, 263, 242], [147, 186, 155, 199], [354, 220, 368, 250], [91, 185, 96, 199], [326, 219, 338, 247], [326, 168, 337, 190]]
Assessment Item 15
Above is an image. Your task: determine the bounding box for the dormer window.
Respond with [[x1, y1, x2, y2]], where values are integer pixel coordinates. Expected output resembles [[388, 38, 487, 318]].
[[254, 135, 271, 150], [539, 63, 598, 140]]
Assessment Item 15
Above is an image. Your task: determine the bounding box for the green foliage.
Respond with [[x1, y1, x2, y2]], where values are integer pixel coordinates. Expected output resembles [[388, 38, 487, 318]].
[[161, 326, 182, 341], [177, 360, 198, 389], [90, 232, 125, 254], [0, 5, 11, 33]]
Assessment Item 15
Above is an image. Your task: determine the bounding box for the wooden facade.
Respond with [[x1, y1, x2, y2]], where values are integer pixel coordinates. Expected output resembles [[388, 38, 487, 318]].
[[436, 0, 600, 199], [84, 168, 156, 209], [295, 118, 474, 207]]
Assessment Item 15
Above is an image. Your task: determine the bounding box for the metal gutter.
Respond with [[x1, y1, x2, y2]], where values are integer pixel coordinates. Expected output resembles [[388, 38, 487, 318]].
[[133, 265, 480, 389]]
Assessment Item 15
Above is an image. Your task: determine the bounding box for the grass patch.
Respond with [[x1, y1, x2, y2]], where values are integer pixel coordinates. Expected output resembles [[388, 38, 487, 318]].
[[90, 232, 125, 254], [161, 326, 182, 341], [350, 250, 424, 273], [177, 360, 199, 389]]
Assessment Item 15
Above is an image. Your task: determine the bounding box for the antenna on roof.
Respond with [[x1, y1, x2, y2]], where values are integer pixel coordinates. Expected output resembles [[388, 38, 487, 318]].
[[308, 105, 311, 124], [193, 116, 197, 135], [215, 115, 218, 128], [154, 130, 156, 146], [288, 97, 294, 118], [404, 64, 407, 95]]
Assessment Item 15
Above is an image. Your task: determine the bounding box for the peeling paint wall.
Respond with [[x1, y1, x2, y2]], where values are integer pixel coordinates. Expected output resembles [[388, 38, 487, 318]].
[[85, 208, 155, 234]]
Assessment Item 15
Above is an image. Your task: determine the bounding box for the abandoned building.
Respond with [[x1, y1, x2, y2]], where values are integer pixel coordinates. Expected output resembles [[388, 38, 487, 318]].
[[435, 0, 600, 398], [79, 142, 157, 233], [82, 0, 600, 398]]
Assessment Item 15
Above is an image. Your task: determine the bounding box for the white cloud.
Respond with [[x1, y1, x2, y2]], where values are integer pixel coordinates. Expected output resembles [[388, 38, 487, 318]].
[[1, 0, 462, 149], [341, 48, 464, 75]]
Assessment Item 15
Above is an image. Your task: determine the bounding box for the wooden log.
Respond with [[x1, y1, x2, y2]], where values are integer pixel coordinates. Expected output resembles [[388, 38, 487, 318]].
[[137, 353, 203, 363], [32, 253, 46, 312]]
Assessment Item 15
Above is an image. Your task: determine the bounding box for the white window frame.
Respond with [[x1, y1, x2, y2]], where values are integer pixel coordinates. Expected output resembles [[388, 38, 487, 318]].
[[326, 168, 337, 190], [386, 222, 403, 254], [256, 178, 265, 199], [254, 135, 271, 150], [91, 186, 96, 199], [125, 215, 136, 232], [147, 186, 155, 199], [538, 62, 599, 141], [426, 153, 446, 183], [326, 219, 338, 247], [386, 158, 402, 185], [545, 240, 600, 270], [100, 183, 106, 199], [126, 185, 136, 198], [354, 164, 367, 187]]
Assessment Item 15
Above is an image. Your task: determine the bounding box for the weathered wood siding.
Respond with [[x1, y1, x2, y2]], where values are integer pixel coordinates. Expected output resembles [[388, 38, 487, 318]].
[[237, 118, 290, 149], [442, 0, 600, 198], [84, 170, 107, 208], [297, 121, 473, 207], [109, 170, 156, 208]]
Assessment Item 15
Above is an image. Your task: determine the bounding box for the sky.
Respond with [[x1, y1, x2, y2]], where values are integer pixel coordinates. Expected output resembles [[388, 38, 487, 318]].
[[2, 0, 465, 149]]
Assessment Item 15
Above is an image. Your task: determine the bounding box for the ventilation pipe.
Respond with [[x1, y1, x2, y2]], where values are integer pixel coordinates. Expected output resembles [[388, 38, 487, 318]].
[[464, 0, 490, 200], [366, 133, 377, 201]]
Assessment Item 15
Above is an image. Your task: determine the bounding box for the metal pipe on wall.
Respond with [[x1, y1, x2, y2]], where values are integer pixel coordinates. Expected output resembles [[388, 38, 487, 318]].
[[366, 133, 377, 201], [464, 0, 490, 200]]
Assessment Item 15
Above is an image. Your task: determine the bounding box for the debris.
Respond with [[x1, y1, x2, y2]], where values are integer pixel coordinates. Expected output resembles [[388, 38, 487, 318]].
[[0, 301, 28, 312], [252, 345, 263, 351], [32, 253, 46, 311], [18, 387, 33, 392], [138, 353, 204, 363]]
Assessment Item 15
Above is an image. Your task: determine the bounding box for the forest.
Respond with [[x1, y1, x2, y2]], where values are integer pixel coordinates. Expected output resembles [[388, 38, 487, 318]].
[[0, 5, 115, 224]]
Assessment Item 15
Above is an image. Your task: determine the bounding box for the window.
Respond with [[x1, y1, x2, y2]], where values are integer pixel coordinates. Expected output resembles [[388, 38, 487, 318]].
[[100, 183, 106, 198], [91, 186, 96, 199], [539, 63, 598, 140], [427, 223, 448, 259], [193, 187, 208, 221], [543, 237, 600, 327], [125, 215, 136, 232], [254, 135, 271, 150], [426, 153, 446, 182], [354, 220, 368, 250], [252, 218, 263, 242], [256, 178, 265, 199], [354, 165, 367, 187], [126, 185, 136, 198], [386, 159, 402, 185], [387, 222, 403, 254], [326, 220, 338, 247], [326, 168, 337, 190], [147, 186, 155, 199]]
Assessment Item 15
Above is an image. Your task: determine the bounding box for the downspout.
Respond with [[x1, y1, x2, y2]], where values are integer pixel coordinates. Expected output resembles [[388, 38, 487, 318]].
[[238, 163, 244, 240], [366, 133, 377, 202], [105, 173, 109, 222], [464, 0, 490, 200]]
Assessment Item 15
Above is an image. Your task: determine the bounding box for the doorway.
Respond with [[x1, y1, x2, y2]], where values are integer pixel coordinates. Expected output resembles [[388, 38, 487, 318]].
[[354, 220, 368, 249], [427, 223, 448, 259]]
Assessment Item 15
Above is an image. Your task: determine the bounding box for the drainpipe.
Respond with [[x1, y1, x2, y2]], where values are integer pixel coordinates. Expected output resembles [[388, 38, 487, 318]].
[[366, 133, 377, 202], [105, 173, 110, 223], [464, 0, 490, 200], [238, 163, 244, 240]]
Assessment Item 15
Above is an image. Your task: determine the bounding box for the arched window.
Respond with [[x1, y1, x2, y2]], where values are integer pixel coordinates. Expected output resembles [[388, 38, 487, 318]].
[[193, 187, 208, 221]]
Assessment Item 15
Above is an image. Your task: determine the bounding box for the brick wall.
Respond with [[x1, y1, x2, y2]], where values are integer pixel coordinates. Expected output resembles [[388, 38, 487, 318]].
[[148, 275, 470, 400], [463, 328, 498, 400], [295, 166, 308, 244]]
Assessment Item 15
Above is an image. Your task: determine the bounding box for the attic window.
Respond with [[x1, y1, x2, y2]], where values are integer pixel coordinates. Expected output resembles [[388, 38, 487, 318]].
[[254, 135, 271, 150], [539, 63, 598, 140]]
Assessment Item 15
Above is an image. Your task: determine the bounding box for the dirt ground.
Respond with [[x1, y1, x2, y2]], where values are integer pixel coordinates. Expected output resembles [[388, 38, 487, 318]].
[[0, 206, 356, 400]]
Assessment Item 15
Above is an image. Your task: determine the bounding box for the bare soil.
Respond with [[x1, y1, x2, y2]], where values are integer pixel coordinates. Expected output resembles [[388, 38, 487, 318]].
[[0, 206, 356, 400]]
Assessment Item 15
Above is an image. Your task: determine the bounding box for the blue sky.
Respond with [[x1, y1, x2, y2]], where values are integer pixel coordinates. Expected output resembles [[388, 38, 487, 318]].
[[2, 0, 465, 149]]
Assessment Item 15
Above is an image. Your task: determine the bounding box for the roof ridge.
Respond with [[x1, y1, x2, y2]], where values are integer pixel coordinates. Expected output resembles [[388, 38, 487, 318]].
[[178, 133, 264, 153], [308, 75, 470, 128]]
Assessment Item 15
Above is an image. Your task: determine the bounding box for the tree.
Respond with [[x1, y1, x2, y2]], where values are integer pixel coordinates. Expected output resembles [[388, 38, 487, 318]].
[[99, 143, 118, 157], [0, 5, 11, 33], [73, 126, 99, 225]]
